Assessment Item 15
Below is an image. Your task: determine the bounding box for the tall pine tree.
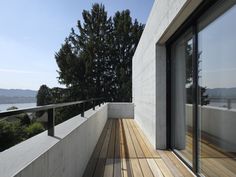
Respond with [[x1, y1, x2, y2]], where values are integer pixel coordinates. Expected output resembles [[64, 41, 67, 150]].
[[112, 10, 144, 101], [55, 4, 144, 102]]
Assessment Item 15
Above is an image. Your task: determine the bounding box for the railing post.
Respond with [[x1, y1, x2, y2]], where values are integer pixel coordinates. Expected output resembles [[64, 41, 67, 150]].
[[99, 100, 101, 107], [93, 100, 95, 110], [81, 102, 85, 117], [48, 108, 55, 136], [227, 99, 231, 109]]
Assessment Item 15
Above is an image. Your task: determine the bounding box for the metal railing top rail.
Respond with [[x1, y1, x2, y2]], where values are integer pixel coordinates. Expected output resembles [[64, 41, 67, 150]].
[[0, 98, 105, 136], [0, 98, 103, 118]]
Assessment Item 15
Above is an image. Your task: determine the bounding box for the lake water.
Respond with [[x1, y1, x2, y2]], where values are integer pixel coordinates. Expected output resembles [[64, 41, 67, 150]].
[[0, 103, 36, 112]]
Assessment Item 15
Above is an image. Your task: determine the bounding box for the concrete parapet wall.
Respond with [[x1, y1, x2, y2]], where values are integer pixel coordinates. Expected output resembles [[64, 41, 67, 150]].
[[0, 104, 108, 177], [108, 102, 134, 118]]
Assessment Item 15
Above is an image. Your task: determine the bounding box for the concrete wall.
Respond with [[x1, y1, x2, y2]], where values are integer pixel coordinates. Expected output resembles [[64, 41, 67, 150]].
[[186, 104, 236, 152], [132, 0, 202, 149], [0, 104, 108, 177], [108, 102, 134, 118]]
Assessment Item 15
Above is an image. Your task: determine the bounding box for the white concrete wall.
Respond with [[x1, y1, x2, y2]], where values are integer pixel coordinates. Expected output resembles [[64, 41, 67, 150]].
[[132, 0, 202, 149], [108, 102, 134, 118], [186, 104, 236, 152], [0, 104, 108, 177]]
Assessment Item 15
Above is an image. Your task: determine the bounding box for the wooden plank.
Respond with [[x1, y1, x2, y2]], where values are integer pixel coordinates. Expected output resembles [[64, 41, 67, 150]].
[[115, 119, 120, 159], [187, 134, 228, 158], [83, 120, 111, 177], [94, 158, 107, 177], [128, 119, 153, 158], [114, 158, 122, 177], [122, 159, 133, 177], [100, 120, 113, 158], [156, 150, 184, 177], [125, 119, 145, 158], [187, 133, 236, 177], [120, 119, 130, 158], [216, 158, 236, 174], [119, 119, 126, 158], [122, 159, 128, 177], [206, 158, 235, 177], [200, 142, 226, 158], [163, 151, 193, 177], [147, 159, 164, 177], [177, 149, 192, 163], [209, 158, 236, 176], [84, 119, 197, 177], [107, 119, 116, 158], [114, 120, 122, 177], [201, 159, 219, 177], [130, 159, 144, 177], [130, 120, 160, 158], [155, 159, 174, 177], [103, 159, 114, 177], [122, 119, 136, 158], [93, 120, 113, 177], [139, 159, 154, 177]]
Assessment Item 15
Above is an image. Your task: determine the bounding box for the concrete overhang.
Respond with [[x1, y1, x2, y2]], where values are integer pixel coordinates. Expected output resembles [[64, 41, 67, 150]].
[[158, 0, 203, 44]]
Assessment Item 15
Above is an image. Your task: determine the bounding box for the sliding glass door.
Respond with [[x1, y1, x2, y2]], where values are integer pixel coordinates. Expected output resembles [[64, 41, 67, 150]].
[[171, 30, 194, 166], [169, 1, 236, 176], [198, 2, 236, 176]]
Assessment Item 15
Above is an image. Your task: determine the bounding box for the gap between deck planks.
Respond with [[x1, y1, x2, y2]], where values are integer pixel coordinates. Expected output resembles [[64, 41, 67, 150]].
[[83, 119, 194, 177]]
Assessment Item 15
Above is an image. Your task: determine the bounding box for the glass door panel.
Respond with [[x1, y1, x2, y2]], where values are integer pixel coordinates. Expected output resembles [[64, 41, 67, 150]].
[[171, 29, 193, 166], [198, 2, 236, 176]]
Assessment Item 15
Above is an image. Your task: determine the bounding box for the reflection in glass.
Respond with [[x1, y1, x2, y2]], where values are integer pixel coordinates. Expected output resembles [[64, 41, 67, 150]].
[[171, 30, 193, 166], [198, 3, 236, 176]]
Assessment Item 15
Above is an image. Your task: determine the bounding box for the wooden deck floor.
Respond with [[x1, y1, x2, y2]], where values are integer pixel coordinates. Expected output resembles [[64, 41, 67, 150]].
[[179, 133, 236, 177], [83, 119, 194, 177]]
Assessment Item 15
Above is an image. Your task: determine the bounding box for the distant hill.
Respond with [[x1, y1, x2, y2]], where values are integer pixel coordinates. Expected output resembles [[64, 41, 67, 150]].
[[0, 89, 37, 104], [0, 89, 37, 97], [206, 88, 236, 98]]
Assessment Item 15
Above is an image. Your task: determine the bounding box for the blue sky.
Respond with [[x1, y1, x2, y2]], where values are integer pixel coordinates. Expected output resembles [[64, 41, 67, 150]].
[[199, 4, 236, 89], [0, 0, 154, 90]]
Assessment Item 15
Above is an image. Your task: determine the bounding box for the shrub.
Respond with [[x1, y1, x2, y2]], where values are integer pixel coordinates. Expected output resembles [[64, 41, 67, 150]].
[[0, 121, 25, 151], [25, 122, 45, 138]]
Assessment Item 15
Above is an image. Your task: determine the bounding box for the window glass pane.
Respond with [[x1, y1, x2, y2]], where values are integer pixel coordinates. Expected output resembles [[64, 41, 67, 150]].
[[198, 3, 236, 176], [171, 29, 193, 166]]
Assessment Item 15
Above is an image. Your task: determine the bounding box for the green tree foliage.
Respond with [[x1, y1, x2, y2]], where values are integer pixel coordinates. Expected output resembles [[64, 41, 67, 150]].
[[36, 85, 53, 117], [112, 10, 144, 101], [35, 5, 144, 128], [0, 103, 46, 151], [37, 85, 53, 106], [0, 121, 24, 151], [25, 122, 45, 138], [19, 114, 31, 126], [55, 4, 144, 102], [0, 117, 44, 151], [185, 42, 209, 105], [5, 106, 31, 125], [36, 85, 81, 124]]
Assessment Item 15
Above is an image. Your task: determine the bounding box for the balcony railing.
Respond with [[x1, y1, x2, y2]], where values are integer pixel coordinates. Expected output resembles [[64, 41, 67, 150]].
[[0, 102, 195, 177], [0, 98, 104, 137]]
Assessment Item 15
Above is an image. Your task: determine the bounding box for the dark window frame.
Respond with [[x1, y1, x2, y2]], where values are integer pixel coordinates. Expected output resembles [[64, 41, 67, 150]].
[[166, 0, 219, 176]]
